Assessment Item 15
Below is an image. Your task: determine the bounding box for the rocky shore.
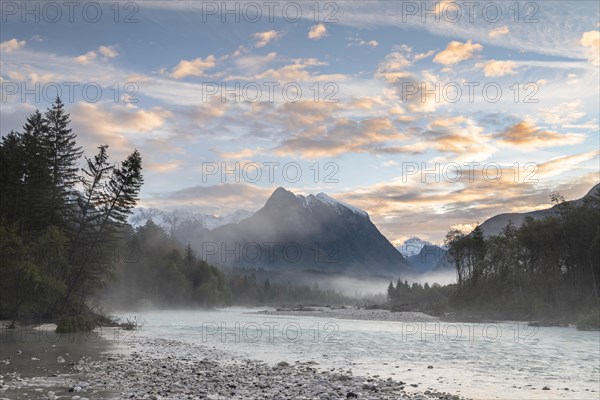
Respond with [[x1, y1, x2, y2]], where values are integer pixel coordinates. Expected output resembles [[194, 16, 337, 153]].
[[2, 330, 465, 400], [253, 306, 440, 323]]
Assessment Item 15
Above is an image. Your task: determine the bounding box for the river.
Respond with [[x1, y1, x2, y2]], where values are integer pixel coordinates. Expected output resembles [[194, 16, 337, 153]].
[[110, 308, 600, 400]]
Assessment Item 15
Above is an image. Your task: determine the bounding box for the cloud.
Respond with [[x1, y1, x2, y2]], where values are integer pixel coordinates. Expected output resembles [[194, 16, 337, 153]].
[[75, 51, 97, 64], [170, 55, 217, 79], [5, 68, 55, 84], [259, 100, 339, 132], [254, 58, 347, 82], [71, 103, 170, 140], [308, 24, 327, 40], [433, 40, 483, 65], [375, 52, 412, 83], [213, 148, 260, 160], [380, 116, 494, 161], [496, 121, 585, 148], [68, 103, 174, 174], [537, 100, 585, 125], [580, 30, 600, 66], [75, 45, 118, 64], [346, 34, 379, 47], [253, 30, 282, 48], [146, 160, 183, 173], [375, 51, 444, 113], [489, 26, 510, 38], [329, 167, 598, 244], [98, 45, 118, 59], [476, 60, 518, 77], [347, 96, 384, 110], [414, 50, 435, 61], [537, 150, 600, 178], [144, 183, 272, 214], [275, 116, 406, 158], [451, 223, 478, 234], [347, 35, 379, 47], [0, 38, 25, 53], [233, 52, 277, 73]]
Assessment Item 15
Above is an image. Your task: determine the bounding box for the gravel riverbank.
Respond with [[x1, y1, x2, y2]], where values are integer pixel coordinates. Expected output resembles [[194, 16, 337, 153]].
[[2, 328, 465, 400], [253, 307, 440, 323]]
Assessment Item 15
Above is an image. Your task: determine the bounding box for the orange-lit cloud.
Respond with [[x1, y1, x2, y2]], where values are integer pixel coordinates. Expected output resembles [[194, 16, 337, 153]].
[[433, 40, 482, 65], [308, 24, 327, 40], [0, 38, 25, 53], [171, 56, 217, 79], [75, 45, 118, 64], [476, 60, 518, 77], [489, 26, 510, 38], [496, 121, 585, 148], [581, 30, 600, 66], [253, 30, 282, 48]]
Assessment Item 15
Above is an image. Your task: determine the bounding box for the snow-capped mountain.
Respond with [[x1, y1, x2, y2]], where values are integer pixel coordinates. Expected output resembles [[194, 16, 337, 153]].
[[396, 237, 448, 273], [296, 192, 368, 217], [128, 208, 253, 234], [191, 187, 411, 276], [397, 237, 432, 258]]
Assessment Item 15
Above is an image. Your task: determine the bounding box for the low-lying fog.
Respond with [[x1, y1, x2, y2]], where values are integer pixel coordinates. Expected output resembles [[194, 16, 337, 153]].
[[313, 270, 457, 297]]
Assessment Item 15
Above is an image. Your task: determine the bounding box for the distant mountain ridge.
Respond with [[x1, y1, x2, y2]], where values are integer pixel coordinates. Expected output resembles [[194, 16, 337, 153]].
[[396, 237, 447, 273], [128, 208, 253, 241], [408, 244, 447, 273]]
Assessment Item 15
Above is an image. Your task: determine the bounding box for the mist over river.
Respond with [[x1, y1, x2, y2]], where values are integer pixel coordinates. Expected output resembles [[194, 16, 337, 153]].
[[110, 308, 600, 400]]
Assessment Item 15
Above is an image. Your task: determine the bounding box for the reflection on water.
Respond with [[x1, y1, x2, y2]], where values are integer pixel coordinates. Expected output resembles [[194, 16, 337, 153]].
[[0, 326, 105, 378], [114, 308, 600, 400]]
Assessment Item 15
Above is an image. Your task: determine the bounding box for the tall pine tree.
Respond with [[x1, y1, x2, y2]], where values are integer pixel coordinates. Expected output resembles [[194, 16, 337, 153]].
[[43, 97, 83, 228], [21, 110, 53, 233], [0, 131, 25, 225]]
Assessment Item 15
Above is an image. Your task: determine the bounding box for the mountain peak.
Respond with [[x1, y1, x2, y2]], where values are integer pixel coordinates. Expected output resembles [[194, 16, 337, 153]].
[[208, 187, 409, 275], [264, 187, 368, 217], [315, 192, 368, 217], [397, 237, 432, 257], [265, 186, 298, 208]]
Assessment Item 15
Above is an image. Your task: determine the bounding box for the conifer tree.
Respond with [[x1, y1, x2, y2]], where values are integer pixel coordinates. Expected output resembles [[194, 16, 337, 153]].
[[43, 97, 83, 227], [61, 149, 143, 312], [21, 110, 52, 232], [0, 131, 25, 225]]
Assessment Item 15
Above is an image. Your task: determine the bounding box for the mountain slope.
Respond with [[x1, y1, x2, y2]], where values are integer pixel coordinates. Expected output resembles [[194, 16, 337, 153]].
[[478, 183, 600, 237], [407, 244, 447, 273], [435, 183, 600, 271], [192, 187, 412, 277]]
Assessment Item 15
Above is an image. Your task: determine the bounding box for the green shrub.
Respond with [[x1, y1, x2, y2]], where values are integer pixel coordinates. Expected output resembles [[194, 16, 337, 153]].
[[576, 311, 600, 331], [56, 315, 94, 333]]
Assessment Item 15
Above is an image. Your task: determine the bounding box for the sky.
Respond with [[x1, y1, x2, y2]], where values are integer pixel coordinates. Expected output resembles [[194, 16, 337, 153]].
[[1, 0, 599, 245]]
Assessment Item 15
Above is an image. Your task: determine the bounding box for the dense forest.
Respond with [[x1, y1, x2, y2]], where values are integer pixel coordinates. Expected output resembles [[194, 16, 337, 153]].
[[99, 220, 352, 310], [388, 191, 600, 327]]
